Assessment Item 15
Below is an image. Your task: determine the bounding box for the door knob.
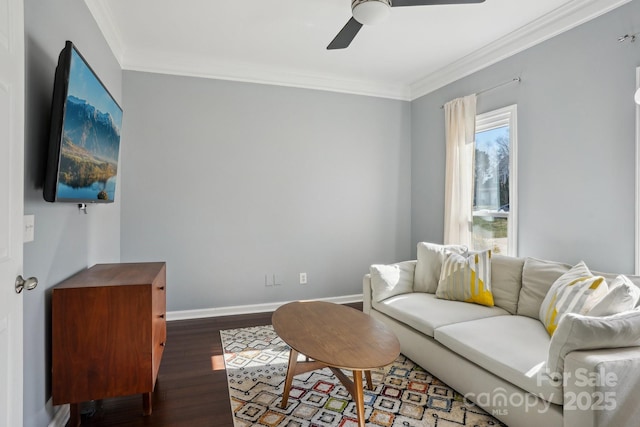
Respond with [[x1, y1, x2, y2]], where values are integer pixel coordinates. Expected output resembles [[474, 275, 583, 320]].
[[15, 275, 38, 294]]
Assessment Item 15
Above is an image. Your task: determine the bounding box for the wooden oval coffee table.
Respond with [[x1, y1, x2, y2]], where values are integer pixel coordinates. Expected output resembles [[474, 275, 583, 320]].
[[272, 301, 400, 427]]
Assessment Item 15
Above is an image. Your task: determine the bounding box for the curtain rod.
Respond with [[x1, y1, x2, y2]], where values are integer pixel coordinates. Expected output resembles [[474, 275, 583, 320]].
[[440, 77, 521, 109]]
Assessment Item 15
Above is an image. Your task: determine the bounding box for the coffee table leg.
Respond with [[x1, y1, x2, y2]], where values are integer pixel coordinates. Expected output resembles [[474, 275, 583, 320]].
[[365, 370, 373, 389], [353, 370, 366, 427], [281, 348, 299, 408]]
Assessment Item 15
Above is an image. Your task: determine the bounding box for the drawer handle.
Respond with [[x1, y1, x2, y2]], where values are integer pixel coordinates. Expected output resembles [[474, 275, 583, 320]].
[[160, 342, 165, 347], [158, 286, 165, 290], [159, 314, 165, 319]]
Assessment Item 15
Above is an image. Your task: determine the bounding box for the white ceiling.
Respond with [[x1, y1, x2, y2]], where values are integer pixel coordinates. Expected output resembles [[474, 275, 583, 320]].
[[85, 0, 630, 100]]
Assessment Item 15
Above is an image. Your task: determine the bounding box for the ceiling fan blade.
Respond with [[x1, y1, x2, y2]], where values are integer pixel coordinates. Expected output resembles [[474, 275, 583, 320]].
[[327, 17, 363, 50], [391, 0, 485, 7]]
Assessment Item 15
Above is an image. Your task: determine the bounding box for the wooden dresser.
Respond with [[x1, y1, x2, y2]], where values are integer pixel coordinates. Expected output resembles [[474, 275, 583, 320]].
[[51, 262, 166, 426]]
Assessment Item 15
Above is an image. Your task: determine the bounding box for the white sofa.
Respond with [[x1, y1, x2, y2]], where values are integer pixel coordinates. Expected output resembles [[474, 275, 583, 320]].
[[362, 251, 640, 427]]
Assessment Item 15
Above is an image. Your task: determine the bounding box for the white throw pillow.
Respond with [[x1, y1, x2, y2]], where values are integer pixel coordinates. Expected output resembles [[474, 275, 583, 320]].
[[539, 261, 608, 336], [370, 261, 415, 303], [414, 242, 467, 293], [547, 310, 640, 374], [587, 275, 640, 316]]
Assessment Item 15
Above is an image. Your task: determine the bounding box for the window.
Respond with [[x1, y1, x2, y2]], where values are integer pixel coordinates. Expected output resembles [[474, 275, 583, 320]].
[[472, 105, 517, 255]]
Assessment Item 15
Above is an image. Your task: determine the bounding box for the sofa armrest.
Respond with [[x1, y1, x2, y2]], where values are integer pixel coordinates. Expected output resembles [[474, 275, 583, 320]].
[[563, 346, 640, 427], [363, 273, 372, 314]]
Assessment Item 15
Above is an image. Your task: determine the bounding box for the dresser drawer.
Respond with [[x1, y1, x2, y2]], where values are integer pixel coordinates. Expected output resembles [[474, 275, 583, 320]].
[[151, 265, 167, 382]]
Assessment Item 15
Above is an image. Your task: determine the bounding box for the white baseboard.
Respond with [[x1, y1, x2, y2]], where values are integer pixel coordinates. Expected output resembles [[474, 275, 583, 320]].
[[166, 294, 363, 321], [47, 401, 69, 427]]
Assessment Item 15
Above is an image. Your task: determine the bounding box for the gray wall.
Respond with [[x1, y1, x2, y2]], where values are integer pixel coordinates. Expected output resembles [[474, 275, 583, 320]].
[[23, 0, 122, 425], [121, 72, 412, 311], [411, 0, 640, 273], [19, 0, 640, 424]]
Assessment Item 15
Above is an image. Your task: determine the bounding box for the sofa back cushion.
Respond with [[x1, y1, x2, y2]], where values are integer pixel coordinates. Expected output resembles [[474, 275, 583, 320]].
[[518, 258, 640, 318], [414, 242, 467, 293], [518, 257, 571, 319], [491, 254, 524, 314]]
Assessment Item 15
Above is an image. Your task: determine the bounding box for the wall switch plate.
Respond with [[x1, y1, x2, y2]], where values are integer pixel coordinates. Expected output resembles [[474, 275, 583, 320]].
[[299, 273, 307, 285], [23, 215, 35, 243]]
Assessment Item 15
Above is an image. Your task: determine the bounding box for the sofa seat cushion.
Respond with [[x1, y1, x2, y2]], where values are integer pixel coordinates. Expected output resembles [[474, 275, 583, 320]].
[[372, 292, 509, 338], [434, 315, 563, 405]]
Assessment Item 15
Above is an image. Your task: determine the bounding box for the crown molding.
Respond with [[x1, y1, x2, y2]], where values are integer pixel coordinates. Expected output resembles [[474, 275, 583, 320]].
[[122, 48, 412, 100], [84, 0, 407, 100], [86, 0, 629, 101], [409, 0, 632, 100], [84, 0, 125, 66]]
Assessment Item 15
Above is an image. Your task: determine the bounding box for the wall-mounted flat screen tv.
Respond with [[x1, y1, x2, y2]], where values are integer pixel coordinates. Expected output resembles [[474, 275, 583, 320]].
[[43, 41, 123, 203]]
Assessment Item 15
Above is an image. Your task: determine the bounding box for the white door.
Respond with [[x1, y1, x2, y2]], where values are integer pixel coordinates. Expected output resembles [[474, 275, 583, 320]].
[[0, 0, 24, 425]]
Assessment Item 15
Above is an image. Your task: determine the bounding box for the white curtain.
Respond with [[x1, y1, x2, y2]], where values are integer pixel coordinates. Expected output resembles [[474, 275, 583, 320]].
[[443, 94, 477, 246]]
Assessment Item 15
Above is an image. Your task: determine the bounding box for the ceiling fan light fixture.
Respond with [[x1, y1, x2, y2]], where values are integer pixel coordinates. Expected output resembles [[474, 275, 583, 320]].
[[351, 0, 391, 25]]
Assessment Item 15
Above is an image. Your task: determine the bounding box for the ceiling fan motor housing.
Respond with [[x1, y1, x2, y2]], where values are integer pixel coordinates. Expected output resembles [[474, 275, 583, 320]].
[[351, 0, 392, 25]]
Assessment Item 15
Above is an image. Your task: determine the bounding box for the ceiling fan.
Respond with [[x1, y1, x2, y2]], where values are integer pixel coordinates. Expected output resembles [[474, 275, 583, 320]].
[[327, 0, 486, 50]]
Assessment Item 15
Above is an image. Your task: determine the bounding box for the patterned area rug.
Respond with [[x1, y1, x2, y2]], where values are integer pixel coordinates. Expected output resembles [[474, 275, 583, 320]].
[[221, 325, 505, 427]]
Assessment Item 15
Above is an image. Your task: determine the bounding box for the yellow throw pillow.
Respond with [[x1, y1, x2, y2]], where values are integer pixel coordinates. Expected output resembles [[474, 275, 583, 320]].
[[539, 261, 608, 336], [436, 250, 494, 307]]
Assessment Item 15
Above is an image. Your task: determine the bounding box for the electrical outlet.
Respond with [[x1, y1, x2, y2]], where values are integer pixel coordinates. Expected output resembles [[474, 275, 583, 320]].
[[299, 273, 307, 285]]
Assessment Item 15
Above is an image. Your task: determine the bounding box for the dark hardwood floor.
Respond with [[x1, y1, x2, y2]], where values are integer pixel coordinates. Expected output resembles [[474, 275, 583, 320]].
[[75, 302, 362, 427]]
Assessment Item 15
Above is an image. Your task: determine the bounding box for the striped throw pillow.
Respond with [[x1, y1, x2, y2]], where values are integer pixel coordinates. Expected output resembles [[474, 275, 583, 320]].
[[436, 250, 494, 307], [539, 261, 608, 336]]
